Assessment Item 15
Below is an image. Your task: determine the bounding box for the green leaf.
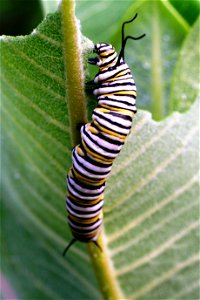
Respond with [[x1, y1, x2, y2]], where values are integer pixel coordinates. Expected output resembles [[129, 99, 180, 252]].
[[169, 0, 200, 25], [1, 2, 199, 300], [77, 0, 191, 119], [169, 17, 200, 112], [40, 0, 60, 16], [104, 99, 199, 298]]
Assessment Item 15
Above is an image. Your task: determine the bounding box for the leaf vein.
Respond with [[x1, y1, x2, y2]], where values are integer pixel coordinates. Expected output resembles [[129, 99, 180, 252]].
[[116, 221, 199, 276], [4, 40, 65, 86], [1, 77, 69, 133], [105, 125, 198, 216], [107, 174, 198, 243], [111, 199, 198, 256], [129, 253, 199, 300], [36, 31, 63, 48]]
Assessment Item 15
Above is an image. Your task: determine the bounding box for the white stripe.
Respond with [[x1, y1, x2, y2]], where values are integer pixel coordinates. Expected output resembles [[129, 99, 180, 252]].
[[98, 94, 136, 103], [73, 152, 112, 178], [93, 84, 135, 96], [81, 129, 121, 158], [82, 135, 119, 158], [99, 100, 136, 111], [67, 176, 105, 195], [94, 63, 130, 83], [83, 125, 123, 152], [67, 205, 101, 219], [67, 183, 102, 200], [73, 158, 108, 179], [93, 113, 132, 136], [94, 109, 132, 127], [101, 78, 135, 86], [67, 197, 104, 212]]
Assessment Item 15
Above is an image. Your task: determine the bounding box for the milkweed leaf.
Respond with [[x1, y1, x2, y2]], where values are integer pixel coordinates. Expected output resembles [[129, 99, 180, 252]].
[[1, 2, 199, 300]]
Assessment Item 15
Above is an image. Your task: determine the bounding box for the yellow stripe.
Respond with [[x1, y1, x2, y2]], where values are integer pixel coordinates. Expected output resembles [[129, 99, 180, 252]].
[[115, 70, 129, 77], [99, 103, 136, 114], [76, 145, 84, 156], [96, 107, 134, 117], [102, 69, 130, 80], [72, 166, 107, 185], [113, 90, 137, 96], [100, 50, 115, 57], [93, 120, 127, 141], [69, 214, 100, 224], [68, 193, 104, 206], [82, 138, 115, 163], [88, 125, 98, 134], [100, 61, 117, 71], [99, 211, 103, 219], [100, 91, 136, 99]]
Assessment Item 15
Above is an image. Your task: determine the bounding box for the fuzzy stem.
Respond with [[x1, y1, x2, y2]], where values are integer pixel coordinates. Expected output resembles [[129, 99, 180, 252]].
[[60, 1, 124, 299], [61, 0, 87, 146], [87, 231, 124, 300]]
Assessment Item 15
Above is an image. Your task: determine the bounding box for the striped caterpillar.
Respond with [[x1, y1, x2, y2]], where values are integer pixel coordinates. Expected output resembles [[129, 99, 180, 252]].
[[63, 14, 145, 255]]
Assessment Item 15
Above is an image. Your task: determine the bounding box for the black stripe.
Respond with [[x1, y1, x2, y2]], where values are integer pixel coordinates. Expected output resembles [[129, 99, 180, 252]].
[[100, 82, 135, 88], [89, 124, 124, 146], [93, 110, 132, 129], [67, 201, 103, 215], [68, 173, 105, 191], [98, 96, 137, 107], [76, 145, 112, 168], [82, 126, 121, 155], [73, 150, 111, 176], [94, 120, 128, 137], [84, 123, 124, 145], [67, 195, 103, 207], [99, 93, 136, 100], [98, 64, 128, 76], [68, 180, 103, 199], [109, 110, 133, 120], [100, 55, 117, 68], [82, 138, 115, 160], [72, 162, 108, 183], [99, 51, 115, 58], [68, 216, 102, 228]]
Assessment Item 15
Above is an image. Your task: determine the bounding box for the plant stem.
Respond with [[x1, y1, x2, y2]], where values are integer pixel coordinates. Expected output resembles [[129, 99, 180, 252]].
[[60, 1, 123, 299], [151, 2, 164, 121], [87, 231, 124, 300], [61, 0, 87, 146]]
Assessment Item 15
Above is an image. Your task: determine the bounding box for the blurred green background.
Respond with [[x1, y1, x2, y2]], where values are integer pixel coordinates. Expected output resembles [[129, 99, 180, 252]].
[[1, 0, 199, 35]]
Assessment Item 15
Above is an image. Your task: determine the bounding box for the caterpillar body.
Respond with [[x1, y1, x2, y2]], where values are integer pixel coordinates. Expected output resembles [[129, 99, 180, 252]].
[[63, 14, 145, 255]]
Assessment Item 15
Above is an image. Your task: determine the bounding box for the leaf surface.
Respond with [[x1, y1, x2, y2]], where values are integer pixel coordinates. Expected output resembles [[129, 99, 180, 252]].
[[1, 3, 199, 300], [169, 17, 200, 112]]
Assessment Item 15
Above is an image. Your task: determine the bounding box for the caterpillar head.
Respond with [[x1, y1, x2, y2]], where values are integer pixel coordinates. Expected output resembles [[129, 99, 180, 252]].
[[88, 43, 118, 69]]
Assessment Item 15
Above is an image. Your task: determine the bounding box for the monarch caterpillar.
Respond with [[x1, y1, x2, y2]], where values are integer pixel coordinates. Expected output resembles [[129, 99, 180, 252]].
[[63, 14, 145, 255]]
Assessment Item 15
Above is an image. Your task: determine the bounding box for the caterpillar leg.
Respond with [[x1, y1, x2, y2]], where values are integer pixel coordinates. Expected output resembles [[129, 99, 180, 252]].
[[93, 240, 102, 252], [88, 57, 99, 65], [86, 79, 94, 85], [62, 238, 77, 256], [62, 238, 102, 257], [85, 80, 96, 95], [76, 122, 86, 132]]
